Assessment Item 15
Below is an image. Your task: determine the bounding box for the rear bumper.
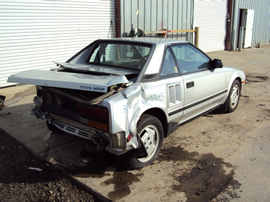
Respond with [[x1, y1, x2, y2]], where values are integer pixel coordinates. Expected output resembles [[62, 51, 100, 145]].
[[32, 97, 136, 155], [32, 105, 105, 142]]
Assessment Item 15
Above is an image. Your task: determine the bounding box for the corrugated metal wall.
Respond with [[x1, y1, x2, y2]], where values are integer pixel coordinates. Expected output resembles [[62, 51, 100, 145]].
[[231, 0, 270, 50], [194, 0, 227, 52], [0, 0, 115, 87], [121, 0, 194, 41]]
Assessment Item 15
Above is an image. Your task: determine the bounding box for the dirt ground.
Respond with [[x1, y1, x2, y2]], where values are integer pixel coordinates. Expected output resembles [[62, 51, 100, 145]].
[[0, 45, 270, 201]]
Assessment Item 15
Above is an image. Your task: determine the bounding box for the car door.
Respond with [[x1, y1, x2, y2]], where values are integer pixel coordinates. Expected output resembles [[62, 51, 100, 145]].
[[171, 44, 226, 123], [159, 47, 184, 124]]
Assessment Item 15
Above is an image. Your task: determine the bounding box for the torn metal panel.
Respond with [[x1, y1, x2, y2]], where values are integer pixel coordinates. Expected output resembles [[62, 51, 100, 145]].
[[104, 82, 169, 151]]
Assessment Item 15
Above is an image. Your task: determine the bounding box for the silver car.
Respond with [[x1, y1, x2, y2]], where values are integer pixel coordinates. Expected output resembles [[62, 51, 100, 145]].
[[8, 38, 246, 169]]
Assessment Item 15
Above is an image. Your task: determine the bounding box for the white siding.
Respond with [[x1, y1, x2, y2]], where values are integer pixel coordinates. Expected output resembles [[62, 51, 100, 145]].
[[0, 0, 115, 87], [194, 0, 227, 52]]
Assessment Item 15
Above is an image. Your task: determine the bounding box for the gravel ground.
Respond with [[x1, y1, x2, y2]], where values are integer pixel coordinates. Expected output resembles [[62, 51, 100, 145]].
[[0, 128, 98, 202]]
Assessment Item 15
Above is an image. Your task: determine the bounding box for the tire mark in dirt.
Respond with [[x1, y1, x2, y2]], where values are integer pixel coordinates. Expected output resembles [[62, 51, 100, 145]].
[[246, 75, 268, 83], [158, 146, 241, 201]]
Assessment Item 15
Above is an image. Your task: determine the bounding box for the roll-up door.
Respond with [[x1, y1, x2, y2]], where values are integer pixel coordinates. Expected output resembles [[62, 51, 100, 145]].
[[194, 0, 227, 52], [0, 0, 115, 87]]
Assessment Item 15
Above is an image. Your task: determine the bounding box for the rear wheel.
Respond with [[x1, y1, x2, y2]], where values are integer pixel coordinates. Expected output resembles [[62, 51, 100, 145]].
[[118, 114, 164, 169], [225, 80, 241, 112]]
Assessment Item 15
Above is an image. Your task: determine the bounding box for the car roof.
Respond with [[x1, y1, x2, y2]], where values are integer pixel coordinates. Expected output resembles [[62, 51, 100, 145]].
[[96, 37, 189, 46]]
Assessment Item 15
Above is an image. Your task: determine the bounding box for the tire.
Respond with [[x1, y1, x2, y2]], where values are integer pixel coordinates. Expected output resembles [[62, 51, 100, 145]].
[[118, 114, 164, 169], [225, 80, 241, 113], [46, 121, 60, 132]]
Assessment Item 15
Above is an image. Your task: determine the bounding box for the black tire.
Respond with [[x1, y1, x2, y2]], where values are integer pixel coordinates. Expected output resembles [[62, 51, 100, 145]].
[[224, 80, 241, 113], [46, 121, 60, 132], [118, 114, 164, 169]]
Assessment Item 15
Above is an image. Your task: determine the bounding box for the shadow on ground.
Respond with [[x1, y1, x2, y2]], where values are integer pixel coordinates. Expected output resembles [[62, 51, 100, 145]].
[[0, 101, 241, 201], [158, 146, 241, 201]]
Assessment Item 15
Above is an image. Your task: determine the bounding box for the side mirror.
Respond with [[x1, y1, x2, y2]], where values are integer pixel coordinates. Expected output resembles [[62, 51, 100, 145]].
[[209, 59, 223, 69]]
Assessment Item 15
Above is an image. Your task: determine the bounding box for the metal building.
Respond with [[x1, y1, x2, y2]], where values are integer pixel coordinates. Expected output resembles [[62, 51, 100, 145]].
[[0, 0, 115, 87], [120, 0, 194, 41], [1, 0, 270, 87], [119, 0, 229, 53], [230, 0, 270, 50], [119, 0, 270, 52]]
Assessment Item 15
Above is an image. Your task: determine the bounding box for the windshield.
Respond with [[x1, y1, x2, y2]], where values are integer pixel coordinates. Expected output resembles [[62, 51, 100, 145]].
[[88, 42, 152, 70]]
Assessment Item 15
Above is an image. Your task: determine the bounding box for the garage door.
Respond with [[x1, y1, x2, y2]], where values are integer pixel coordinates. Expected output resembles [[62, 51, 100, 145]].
[[0, 0, 115, 87], [194, 0, 227, 52]]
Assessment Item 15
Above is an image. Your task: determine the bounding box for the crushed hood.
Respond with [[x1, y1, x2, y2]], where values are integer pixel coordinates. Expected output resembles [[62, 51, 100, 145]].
[[8, 70, 129, 93]]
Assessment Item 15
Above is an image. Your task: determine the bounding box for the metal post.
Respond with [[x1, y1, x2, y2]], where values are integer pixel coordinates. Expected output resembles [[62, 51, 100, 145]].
[[238, 26, 244, 52], [195, 27, 199, 47], [115, 0, 121, 37]]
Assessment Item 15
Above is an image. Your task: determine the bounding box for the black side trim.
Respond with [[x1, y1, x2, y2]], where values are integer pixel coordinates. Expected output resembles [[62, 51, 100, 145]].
[[169, 107, 184, 116], [168, 89, 228, 116]]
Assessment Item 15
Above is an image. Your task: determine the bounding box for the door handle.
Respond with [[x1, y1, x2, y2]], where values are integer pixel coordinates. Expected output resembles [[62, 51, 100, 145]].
[[186, 81, 194, 88]]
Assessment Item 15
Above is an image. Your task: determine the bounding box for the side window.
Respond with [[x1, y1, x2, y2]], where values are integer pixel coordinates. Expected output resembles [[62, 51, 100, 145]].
[[171, 44, 210, 74], [89, 46, 100, 63], [160, 48, 179, 77]]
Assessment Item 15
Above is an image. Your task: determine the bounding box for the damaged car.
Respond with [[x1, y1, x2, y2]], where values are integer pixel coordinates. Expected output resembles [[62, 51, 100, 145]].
[[8, 38, 246, 169]]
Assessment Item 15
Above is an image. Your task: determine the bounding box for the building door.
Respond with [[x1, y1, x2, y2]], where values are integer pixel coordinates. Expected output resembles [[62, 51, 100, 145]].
[[244, 9, 255, 48], [239, 9, 254, 48], [194, 0, 227, 52]]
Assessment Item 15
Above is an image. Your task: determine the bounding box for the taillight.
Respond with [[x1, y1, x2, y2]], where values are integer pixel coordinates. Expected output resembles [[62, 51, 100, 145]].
[[76, 105, 109, 131], [76, 105, 108, 122]]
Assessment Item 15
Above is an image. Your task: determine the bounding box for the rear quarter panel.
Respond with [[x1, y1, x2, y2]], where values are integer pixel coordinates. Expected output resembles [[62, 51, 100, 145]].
[[104, 82, 169, 137]]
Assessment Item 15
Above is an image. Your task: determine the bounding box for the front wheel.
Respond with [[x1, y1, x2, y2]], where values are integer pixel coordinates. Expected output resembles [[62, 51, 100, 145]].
[[118, 114, 164, 169], [225, 80, 241, 113]]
